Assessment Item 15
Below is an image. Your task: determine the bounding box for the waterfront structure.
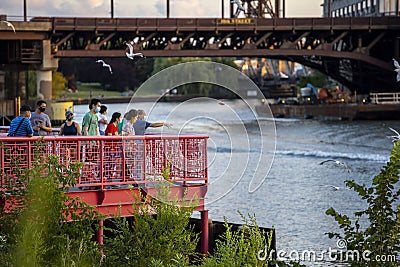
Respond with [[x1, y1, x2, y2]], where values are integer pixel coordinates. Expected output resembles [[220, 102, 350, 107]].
[[323, 0, 399, 18], [0, 134, 210, 253]]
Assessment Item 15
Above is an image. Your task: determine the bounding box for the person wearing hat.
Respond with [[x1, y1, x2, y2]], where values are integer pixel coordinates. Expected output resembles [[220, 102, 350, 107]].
[[7, 105, 34, 137], [30, 100, 52, 136], [59, 110, 81, 136]]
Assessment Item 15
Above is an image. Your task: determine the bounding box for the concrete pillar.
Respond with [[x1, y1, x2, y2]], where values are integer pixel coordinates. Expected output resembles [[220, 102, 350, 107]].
[[36, 70, 52, 100], [36, 39, 58, 100]]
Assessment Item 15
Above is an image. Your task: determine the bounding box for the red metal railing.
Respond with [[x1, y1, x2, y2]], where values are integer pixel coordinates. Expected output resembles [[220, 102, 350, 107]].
[[0, 135, 208, 191]]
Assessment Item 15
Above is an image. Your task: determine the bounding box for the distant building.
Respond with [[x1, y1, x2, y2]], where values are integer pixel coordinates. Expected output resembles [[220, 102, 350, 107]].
[[322, 0, 399, 18]]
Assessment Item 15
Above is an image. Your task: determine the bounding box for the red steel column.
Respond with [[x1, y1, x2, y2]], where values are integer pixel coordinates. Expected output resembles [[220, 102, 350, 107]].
[[200, 210, 209, 255], [97, 219, 104, 255]]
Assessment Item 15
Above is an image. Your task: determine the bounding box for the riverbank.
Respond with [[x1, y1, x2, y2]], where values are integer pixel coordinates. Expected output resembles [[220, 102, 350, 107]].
[[256, 103, 400, 120]]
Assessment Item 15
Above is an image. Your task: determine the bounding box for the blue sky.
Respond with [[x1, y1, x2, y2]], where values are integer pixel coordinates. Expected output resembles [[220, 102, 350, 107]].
[[0, 0, 323, 19]]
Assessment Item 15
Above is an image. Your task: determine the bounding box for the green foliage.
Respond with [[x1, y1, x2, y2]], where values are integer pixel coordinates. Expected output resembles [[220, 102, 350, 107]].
[[326, 141, 400, 266], [152, 57, 238, 97], [298, 70, 328, 88], [26, 71, 37, 100], [103, 182, 199, 266], [201, 212, 274, 267], [0, 140, 103, 266], [52, 71, 67, 99]]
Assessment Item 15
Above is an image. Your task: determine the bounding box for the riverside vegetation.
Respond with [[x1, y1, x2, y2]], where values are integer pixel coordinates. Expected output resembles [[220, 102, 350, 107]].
[[0, 139, 276, 266], [0, 138, 398, 266], [326, 141, 400, 266]]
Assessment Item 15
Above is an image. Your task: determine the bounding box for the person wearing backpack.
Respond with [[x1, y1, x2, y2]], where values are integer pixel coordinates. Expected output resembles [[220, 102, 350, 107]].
[[7, 105, 34, 137]]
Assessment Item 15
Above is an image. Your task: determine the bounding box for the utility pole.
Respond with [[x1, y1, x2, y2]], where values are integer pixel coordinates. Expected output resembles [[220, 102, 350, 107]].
[[111, 0, 114, 18], [24, 0, 27, 21], [167, 0, 170, 18], [221, 0, 224, 18]]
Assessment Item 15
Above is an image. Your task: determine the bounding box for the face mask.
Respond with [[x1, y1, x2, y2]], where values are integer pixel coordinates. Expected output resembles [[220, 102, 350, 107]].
[[95, 107, 100, 113], [39, 107, 46, 112]]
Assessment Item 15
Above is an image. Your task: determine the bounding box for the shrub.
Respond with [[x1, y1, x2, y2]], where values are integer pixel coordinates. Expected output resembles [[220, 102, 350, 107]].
[[201, 212, 274, 267], [326, 141, 400, 266], [0, 140, 103, 266], [103, 182, 199, 266]]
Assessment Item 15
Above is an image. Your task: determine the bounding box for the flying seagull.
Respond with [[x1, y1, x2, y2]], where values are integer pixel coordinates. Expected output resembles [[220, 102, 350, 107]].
[[393, 58, 400, 82], [323, 185, 350, 191], [1, 21, 16, 33], [319, 159, 350, 172], [387, 127, 400, 143], [125, 43, 144, 60], [96, 60, 113, 74], [231, 0, 245, 11]]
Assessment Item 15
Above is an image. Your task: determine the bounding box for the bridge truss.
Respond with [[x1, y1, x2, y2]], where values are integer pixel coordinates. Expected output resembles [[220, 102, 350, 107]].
[[1, 16, 399, 93]]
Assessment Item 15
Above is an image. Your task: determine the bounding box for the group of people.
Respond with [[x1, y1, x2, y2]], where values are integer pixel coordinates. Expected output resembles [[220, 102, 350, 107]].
[[8, 98, 172, 137], [7, 100, 52, 137]]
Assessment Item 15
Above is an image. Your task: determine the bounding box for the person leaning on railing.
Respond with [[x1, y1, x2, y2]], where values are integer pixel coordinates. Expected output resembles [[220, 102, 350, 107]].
[[133, 109, 172, 135], [7, 105, 34, 137], [82, 98, 101, 136], [105, 112, 121, 136], [121, 109, 138, 136], [30, 100, 52, 136], [59, 110, 82, 136]]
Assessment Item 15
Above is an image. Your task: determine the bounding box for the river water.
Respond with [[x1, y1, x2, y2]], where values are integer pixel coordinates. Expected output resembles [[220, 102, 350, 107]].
[[74, 99, 398, 264]]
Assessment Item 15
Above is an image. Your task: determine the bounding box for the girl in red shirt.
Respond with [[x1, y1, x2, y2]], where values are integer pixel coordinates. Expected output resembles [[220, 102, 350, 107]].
[[105, 112, 122, 135]]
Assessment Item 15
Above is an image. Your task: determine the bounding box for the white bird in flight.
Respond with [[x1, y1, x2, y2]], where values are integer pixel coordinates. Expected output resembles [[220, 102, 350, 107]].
[[1, 21, 16, 33], [125, 43, 144, 60], [231, 0, 245, 11], [96, 60, 113, 74], [319, 159, 350, 172], [323, 185, 350, 191], [393, 58, 400, 82], [387, 127, 400, 143]]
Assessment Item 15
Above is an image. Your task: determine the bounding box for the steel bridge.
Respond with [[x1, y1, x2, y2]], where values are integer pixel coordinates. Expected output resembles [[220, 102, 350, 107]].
[[1, 16, 400, 94]]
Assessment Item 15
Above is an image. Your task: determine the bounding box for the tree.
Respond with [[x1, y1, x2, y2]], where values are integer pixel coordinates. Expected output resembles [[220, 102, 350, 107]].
[[52, 71, 67, 99]]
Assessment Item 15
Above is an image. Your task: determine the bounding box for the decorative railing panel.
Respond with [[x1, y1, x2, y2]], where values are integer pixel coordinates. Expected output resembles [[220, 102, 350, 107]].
[[0, 135, 208, 190]]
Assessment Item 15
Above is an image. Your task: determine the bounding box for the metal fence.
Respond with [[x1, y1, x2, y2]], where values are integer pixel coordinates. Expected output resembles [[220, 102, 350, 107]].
[[0, 135, 208, 191]]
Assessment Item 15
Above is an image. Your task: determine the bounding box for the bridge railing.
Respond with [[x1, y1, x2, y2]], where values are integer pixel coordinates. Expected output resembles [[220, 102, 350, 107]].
[[0, 135, 208, 190], [370, 92, 400, 104]]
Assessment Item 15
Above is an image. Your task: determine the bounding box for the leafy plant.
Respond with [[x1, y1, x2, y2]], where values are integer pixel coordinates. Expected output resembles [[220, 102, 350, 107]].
[[103, 174, 199, 266], [0, 139, 103, 266], [326, 141, 400, 266], [201, 212, 275, 267]]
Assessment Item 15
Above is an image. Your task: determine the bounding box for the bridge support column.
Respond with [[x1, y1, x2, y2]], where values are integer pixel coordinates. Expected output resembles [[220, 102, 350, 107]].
[[200, 210, 209, 255], [36, 39, 58, 100]]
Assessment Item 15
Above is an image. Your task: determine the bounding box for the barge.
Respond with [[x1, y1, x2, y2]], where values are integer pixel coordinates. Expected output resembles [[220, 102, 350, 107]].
[[255, 103, 400, 120]]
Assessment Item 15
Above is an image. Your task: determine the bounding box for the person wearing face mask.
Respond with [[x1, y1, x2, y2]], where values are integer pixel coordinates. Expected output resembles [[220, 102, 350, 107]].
[[82, 98, 101, 136], [105, 112, 121, 136], [30, 100, 52, 136], [8, 105, 34, 137], [59, 110, 82, 136]]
